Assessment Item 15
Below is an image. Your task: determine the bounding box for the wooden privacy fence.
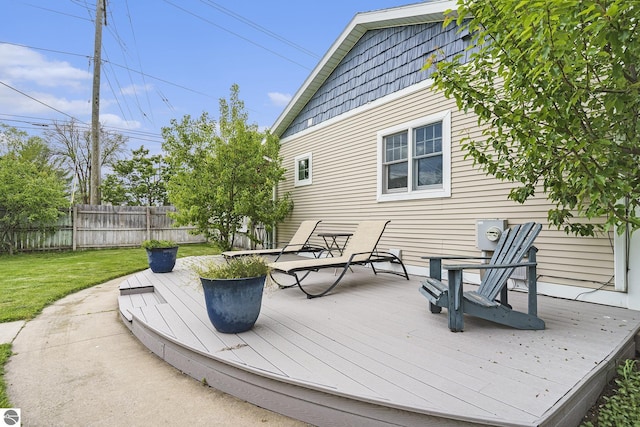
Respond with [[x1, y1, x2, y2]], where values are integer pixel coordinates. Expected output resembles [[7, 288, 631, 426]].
[[10, 204, 205, 252]]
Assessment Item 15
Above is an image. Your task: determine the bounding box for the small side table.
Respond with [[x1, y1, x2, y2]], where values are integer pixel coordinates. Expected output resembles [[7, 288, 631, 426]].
[[318, 232, 353, 257]]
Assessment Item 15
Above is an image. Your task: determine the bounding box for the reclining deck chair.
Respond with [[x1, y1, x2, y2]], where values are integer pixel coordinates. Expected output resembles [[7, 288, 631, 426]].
[[222, 220, 324, 261], [419, 222, 544, 332], [269, 220, 409, 299]]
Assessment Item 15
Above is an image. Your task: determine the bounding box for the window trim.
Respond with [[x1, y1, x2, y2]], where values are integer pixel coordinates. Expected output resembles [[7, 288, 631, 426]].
[[376, 111, 451, 202], [294, 152, 313, 187]]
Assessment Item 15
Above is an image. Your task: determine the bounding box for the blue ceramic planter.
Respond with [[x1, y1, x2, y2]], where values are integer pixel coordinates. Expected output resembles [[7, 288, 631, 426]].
[[146, 247, 178, 273], [200, 275, 266, 333]]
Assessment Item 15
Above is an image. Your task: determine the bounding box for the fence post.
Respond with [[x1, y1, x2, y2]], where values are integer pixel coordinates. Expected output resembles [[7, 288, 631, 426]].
[[72, 205, 78, 251]]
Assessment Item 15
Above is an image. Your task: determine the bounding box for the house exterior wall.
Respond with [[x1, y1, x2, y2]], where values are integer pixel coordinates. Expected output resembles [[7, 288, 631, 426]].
[[282, 22, 469, 138], [276, 82, 616, 295]]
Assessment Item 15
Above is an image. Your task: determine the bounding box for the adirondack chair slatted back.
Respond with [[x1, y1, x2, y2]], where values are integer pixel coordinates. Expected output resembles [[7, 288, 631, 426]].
[[343, 220, 390, 262], [478, 223, 542, 301]]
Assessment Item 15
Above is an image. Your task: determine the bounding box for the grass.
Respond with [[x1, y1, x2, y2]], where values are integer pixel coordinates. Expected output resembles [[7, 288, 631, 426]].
[[0, 243, 220, 407], [0, 344, 11, 408], [0, 243, 220, 323]]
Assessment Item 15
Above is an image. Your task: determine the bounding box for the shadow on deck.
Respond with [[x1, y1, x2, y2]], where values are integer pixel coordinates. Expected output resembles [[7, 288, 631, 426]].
[[118, 256, 640, 427]]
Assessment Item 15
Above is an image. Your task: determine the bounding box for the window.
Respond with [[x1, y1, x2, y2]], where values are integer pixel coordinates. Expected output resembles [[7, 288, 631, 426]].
[[377, 111, 451, 201], [294, 152, 312, 187]]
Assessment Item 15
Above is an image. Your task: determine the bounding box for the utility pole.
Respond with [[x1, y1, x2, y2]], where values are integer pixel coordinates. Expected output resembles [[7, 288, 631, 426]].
[[90, 0, 105, 205]]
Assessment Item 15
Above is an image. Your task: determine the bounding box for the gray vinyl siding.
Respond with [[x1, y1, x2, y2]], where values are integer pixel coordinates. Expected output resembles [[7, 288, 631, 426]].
[[276, 84, 615, 290], [282, 21, 469, 138]]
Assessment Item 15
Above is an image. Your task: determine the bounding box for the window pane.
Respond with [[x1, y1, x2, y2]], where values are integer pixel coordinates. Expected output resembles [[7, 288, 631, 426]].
[[415, 155, 442, 187], [414, 123, 442, 155], [387, 162, 408, 190], [298, 159, 309, 181], [384, 132, 407, 162]]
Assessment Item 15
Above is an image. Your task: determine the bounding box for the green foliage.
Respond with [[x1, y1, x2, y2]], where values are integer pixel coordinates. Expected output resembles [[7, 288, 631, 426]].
[[195, 255, 270, 279], [101, 145, 169, 206], [141, 239, 177, 249], [162, 84, 293, 251], [582, 359, 640, 427], [428, 0, 640, 236], [0, 343, 12, 408], [0, 152, 69, 254]]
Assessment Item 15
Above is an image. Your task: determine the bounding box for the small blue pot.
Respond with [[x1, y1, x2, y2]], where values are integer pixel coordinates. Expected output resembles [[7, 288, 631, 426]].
[[146, 247, 178, 273], [200, 275, 265, 333]]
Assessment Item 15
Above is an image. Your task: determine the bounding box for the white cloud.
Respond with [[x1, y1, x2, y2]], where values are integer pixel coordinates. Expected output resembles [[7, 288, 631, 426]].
[[0, 85, 90, 116], [100, 113, 141, 130], [120, 83, 153, 96], [0, 44, 91, 88], [268, 92, 292, 107], [0, 43, 93, 121]]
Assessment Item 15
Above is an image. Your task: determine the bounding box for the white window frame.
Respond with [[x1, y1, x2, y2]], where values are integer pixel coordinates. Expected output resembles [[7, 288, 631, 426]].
[[377, 111, 451, 202], [294, 152, 313, 187]]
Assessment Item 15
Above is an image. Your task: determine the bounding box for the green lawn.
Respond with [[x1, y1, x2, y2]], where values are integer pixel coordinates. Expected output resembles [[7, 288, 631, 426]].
[[0, 243, 220, 323], [0, 243, 220, 408]]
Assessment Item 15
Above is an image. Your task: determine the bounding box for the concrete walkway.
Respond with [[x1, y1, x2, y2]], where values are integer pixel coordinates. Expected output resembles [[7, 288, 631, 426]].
[[4, 278, 307, 426]]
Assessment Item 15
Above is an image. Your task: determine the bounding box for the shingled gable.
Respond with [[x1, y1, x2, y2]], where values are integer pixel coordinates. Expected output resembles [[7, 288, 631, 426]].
[[271, 1, 459, 138]]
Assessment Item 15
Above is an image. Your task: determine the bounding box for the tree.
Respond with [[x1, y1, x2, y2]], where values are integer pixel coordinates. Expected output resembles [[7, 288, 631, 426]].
[[0, 126, 68, 254], [427, 0, 639, 236], [44, 119, 127, 204], [162, 84, 293, 250], [101, 145, 169, 206]]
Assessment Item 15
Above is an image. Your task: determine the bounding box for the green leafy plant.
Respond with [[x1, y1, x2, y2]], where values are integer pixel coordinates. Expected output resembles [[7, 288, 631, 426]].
[[101, 145, 169, 206], [427, 0, 640, 236], [161, 84, 293, 251], [195, 256, 270, 280], [581, 359, 640, 426], [141, 239, 177, 250]]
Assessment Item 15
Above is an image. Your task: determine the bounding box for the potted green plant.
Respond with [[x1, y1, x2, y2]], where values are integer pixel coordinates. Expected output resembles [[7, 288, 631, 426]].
[[141, 239, 179, 273], [194, 256, 270, 333]]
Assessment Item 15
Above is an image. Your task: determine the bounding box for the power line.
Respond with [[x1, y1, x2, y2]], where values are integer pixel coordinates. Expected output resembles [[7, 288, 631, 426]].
[[162, 0, 313, 71], [0, 80, 87, 124], [124, 0, 155, 123], [22, 3, 92, 22], [199, 0, 320, 59], [0, 114, 165, 145]]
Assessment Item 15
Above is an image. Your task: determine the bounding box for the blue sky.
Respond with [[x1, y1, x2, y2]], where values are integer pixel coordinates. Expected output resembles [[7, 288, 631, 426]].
[[1, 0, 421, 153]]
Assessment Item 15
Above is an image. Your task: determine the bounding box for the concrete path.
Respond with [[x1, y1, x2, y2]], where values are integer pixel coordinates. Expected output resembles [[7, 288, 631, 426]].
[[4, 278, 307, 426]]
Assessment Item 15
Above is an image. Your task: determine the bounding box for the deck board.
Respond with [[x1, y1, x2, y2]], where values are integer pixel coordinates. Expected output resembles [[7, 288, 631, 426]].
[[118, 257, 640, 427]]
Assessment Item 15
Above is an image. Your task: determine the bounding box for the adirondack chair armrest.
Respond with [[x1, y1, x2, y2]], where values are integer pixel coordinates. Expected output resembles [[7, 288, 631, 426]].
[[420, 256, 491, 261], [421, 255, 492, 281], [444, 261, 537, 271]]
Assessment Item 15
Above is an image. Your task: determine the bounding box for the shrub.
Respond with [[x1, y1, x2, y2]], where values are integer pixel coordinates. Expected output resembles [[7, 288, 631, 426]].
[[195, 256, 269, 279], [141, 239, 177, 250]]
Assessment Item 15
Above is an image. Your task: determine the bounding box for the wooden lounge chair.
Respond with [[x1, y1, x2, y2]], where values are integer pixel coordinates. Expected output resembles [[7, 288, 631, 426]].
[[269, 220, 409, 299], [419, 222, 544, 332], [222, 220, 324, 261]]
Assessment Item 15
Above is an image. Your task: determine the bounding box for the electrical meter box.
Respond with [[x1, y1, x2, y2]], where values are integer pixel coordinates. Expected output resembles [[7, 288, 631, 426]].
[[476, 219, 508, 251]]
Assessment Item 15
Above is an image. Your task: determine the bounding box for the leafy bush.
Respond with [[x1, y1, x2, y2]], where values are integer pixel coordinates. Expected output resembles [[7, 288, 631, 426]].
[[195, 256, 269, 279], [141, 239, 177, 250], [582, 359, 640, 427]]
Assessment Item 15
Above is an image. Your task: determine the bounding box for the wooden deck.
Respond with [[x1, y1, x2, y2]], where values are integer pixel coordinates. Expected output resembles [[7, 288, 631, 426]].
[[118, 256, 640, 427]]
